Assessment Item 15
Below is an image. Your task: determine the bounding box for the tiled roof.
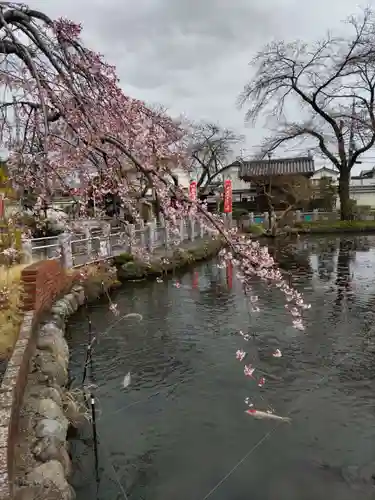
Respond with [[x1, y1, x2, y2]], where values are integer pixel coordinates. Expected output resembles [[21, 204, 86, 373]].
[[313, 166, 338, 176], [237, 156, 315, 178]]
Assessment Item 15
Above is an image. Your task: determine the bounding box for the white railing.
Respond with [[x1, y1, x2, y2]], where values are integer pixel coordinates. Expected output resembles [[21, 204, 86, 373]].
[[23, 217, 210, 269]]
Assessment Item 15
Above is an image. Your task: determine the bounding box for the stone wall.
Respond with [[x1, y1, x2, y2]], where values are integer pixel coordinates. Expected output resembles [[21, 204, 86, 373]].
[[0, 261, 78, 500], [12, 288, 85, 500]]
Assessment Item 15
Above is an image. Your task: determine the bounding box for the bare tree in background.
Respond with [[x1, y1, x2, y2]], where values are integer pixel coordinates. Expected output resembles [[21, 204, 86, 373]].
[[188, 122, 244, 195], [253, 175, 312, 234], [239, 8, 375, 220]]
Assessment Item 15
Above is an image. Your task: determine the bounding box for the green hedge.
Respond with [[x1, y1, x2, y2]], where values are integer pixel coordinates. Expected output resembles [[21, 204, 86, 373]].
[[242, 223, 265, 236], [294, 219, 375, 233]]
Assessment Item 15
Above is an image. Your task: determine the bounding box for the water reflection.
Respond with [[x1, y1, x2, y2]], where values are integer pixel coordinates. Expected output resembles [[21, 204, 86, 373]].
[[67, 234, 375, 500], [335, 240, 354, 309]]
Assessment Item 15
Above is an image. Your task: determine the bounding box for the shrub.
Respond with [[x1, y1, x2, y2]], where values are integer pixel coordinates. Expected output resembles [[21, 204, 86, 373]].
[[243, 224, 265, 236], [77, 262, 120, 301], [0, 222, 22, 251], [232, 208, 248, 220], [112, 252, 134, 265], [0, 263, 27, 358]]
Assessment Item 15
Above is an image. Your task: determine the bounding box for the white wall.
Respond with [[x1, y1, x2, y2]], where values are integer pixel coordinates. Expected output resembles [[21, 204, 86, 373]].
[[350, 178, 375, 187], [173, 167, 191, 189], [224, 166, 252, 191], [310, 169, 339, 183], [311, 169, 375, 207], [350, 191, 375, 207]]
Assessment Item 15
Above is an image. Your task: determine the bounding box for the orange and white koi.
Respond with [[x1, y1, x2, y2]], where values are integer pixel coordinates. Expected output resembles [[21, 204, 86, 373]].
[[246, 408, 291, 423]]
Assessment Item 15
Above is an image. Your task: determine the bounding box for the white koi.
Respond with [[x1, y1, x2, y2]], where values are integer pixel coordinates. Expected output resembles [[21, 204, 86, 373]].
[[246, 408, 291, 423], [124, 313, 143, 320], [122, 372, 131, 388]]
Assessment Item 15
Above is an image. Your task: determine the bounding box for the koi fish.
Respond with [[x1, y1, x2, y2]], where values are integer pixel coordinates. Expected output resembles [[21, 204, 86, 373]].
[[124, 313, 143, 320], [246, 408, 291, 423]]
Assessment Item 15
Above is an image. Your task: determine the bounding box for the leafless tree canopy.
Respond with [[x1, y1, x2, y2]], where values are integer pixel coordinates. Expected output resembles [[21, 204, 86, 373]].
[[188, 122, 244, 192], [254, 175, 312, 227], [239, 8, 375, 218]]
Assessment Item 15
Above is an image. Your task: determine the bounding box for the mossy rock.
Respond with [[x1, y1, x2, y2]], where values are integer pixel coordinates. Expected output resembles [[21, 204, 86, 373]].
[[116, 237, 225, 282], [118, 260, 148, 279], [112, 252, 134, 266]]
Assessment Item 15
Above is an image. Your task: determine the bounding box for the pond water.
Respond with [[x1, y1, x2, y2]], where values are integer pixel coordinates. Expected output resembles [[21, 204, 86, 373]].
[[67, 234, 375, 500]]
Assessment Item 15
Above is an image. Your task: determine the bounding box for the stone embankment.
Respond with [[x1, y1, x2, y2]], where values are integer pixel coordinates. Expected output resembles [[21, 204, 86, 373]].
[[12, 286, 85, 500]]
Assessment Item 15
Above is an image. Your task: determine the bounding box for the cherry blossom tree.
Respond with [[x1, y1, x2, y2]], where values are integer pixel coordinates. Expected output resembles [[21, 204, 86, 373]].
[[0, 2, 310, 337]]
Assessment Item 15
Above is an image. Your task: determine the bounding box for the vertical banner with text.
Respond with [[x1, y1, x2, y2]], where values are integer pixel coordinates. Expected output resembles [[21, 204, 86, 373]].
[[223, 179, 232, 213], [189, 180, 197, 201]]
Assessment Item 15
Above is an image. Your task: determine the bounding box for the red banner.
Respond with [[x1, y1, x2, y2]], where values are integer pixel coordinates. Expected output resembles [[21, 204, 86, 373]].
[[189, 181, 197, 201], [223, 179, 232, 213]]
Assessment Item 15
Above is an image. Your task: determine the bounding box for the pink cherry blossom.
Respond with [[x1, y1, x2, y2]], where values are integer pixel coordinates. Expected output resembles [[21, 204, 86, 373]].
[[258, 377, 266, 387], [236, 350, 246, 362], [244, 365, 255, 377]]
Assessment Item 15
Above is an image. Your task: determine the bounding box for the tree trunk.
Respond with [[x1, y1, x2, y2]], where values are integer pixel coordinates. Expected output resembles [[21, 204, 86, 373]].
[[339, 169, 351, 220]]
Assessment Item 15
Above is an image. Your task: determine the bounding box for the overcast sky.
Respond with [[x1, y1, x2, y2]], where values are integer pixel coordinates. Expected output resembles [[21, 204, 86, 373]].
[[26, 1, 375, 171]]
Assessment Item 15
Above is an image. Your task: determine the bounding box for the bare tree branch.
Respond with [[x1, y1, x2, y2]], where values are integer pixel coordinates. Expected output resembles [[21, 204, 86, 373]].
[[239, 8, 375, 219], [188, 121, 244, 193]]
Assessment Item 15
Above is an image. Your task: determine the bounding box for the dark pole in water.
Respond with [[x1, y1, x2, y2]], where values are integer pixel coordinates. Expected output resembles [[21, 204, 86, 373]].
[[90, 392, 100, 484], [82, 295, 93, 385], [80, 294, 100, 485]]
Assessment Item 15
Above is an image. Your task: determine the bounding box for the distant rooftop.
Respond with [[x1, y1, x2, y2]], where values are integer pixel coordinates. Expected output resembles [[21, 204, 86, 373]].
[[236, 156, 315, 179], [359, 167, 375, 178]]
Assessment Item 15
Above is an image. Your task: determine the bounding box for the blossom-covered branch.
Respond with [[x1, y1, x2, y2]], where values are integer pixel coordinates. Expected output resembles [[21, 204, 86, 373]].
[[0, 2, 310, 327]]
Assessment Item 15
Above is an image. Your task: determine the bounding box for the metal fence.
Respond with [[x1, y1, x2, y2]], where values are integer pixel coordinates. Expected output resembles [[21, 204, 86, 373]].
[[24, 217, 210, 268], [29, 236, 61, 262]]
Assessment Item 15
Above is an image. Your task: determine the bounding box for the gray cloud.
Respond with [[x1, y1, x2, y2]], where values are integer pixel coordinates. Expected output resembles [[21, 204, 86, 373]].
[[26, 0, 374, 168]]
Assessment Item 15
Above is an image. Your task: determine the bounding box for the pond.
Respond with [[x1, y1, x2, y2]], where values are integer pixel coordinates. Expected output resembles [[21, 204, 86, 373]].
[[67, 234, 375, 500]]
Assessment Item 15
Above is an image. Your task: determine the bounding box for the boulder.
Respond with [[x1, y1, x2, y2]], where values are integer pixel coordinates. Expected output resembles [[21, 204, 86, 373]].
[[37, 333, 69, 359], [26, 460, 74, 500], [33, 351, 68, 386], [65, 293, 79, 312], [33, 437, 71, 476], [35, 419, 67, 443], [39, 323, 64, 339], [26, 385, 63, 407], [34, 398, 68, 427]]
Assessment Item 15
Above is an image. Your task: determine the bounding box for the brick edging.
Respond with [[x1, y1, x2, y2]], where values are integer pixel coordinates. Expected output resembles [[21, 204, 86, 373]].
[[0, 313, 34, 499]]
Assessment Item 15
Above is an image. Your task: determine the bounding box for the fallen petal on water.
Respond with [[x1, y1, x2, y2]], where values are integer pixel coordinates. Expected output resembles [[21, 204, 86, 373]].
[[123, 372, 131, 388], [272, 349, 282, 358]]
